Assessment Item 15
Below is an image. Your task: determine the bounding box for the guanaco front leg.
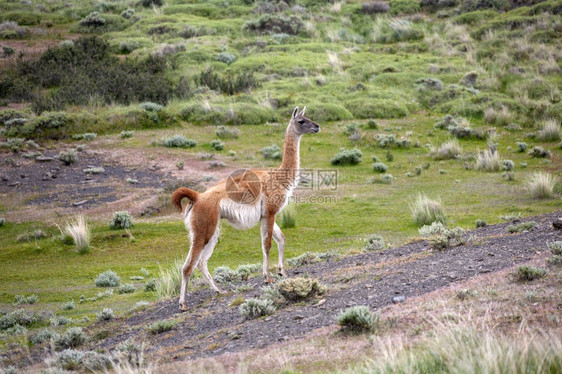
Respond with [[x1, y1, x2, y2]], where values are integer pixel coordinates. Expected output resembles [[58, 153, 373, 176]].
[[272, 222, 287, 277], [260, 215, 276, 283]]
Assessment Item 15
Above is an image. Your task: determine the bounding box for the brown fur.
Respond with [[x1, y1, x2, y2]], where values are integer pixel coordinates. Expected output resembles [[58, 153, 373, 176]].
[[174, 106, 320, 311], [171, 187, 199, 212]]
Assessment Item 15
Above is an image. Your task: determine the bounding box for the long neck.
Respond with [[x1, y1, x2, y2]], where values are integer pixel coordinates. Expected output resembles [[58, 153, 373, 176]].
[[280, 125, 301, 171]]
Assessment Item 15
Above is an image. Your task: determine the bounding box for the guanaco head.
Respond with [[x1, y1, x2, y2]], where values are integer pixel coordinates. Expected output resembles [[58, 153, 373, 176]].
[[290, 106, 320, 135]]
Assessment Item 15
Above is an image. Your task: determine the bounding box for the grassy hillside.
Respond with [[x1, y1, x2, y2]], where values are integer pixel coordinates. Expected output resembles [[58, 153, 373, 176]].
[[0, 0, 560, 371]]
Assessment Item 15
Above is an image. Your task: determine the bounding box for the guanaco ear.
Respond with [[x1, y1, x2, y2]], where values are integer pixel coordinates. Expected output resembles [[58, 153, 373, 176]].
[[292, 106, 299, 119], [299, 106, 306, 116]]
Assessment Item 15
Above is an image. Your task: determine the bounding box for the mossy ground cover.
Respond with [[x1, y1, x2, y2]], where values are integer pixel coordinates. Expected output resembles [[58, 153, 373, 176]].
[[0, 0, 560, 365]]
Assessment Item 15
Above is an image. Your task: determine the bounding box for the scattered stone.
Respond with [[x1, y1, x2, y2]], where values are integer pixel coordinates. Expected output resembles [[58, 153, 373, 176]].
[[36, 157, 55, 162], [392, 295, 405, 303], [314, 299, 326, 307], [553, 217, 562, 230]]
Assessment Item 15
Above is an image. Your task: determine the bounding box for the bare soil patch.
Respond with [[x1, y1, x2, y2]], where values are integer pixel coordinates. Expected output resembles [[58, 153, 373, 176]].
[[83, 211, 561, 364]]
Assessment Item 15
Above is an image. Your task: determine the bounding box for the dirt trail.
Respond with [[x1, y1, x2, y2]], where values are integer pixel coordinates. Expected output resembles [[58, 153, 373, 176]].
[[90, 211, 561, 363]]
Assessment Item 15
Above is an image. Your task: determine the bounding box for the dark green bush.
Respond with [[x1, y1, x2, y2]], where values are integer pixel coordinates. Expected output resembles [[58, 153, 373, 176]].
[[243, 14, 304, 35], [196, 68, 259, 95], [389, 0, 421, 14], [0, 37, 175, 113]]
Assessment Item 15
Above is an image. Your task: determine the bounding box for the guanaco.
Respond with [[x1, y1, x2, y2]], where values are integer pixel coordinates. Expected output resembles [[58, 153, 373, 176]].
[[171, 106, 320, 311]]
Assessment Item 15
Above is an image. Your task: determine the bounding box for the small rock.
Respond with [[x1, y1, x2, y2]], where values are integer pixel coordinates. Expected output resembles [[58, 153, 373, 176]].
[[553, 217, 562, 230], [36, 157, 55, 162], [394, 290, 401, 294], [264, 317, 271, 322], [20, 174, 25, 178], [293, 315, 304, 320], [392, 295, 405, 304], [365, 284, 373, 289], [7, 182, 19, 187], [73, 200, 89, 206], [0, 175, 9, 181], [314, 299, 326, 307]]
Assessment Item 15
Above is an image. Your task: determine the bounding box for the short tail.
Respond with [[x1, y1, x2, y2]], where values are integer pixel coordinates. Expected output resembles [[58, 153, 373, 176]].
[[171, 187, 199, 213]]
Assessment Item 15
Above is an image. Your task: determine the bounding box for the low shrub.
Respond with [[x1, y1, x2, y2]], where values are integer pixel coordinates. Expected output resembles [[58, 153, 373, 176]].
[[376, 134, 396, 148], [54, 349, 85, 370], [516, 142, 527, 152], [80, 12, 106, 28], [117, 283, 136, 294], [56, 150, 77, 165], [506, 221, 537, 233], [516, 266, 546, 281], [526, 172, 558, 199], [109, 211, 133, 229], [410, 194, 447, 227], [288, 252, 320, 266], [162, 135, 197, 148], [372, 162, 388, 173], [72, 133, 97, 141], [528, 146, 551, 158], [147, 319, 177, 334], [96, 308, 114, 321], [364, 234, 385, 251], [54, 327, 86, 350], [144, 280, 157, 292], [95, 270, 121, 287], [216, 52, 236, 65], [120, 130, 135, 138], [262, 144, 282, 160], [213, 266, 239, 285], [502, 160, 514, 171], [548, 241, 562, 256], [210, 139, 224, 151], [277, 277, 326, 301], [13, 294, 38, 305], [235, 264, 261, 281], [475, 219, 487, 228], [239, 298, 275, 319], [30, 328, 59, 345], [215, 126, 239, 139], [331, 148, 362, 165], [61, 301, 75, 311], [243, 14, 304, 35], [337, 305, 378, 333]]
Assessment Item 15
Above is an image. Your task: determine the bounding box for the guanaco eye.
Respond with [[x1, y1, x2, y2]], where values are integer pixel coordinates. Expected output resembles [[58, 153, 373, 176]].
[[298, 119, 305, 124]]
